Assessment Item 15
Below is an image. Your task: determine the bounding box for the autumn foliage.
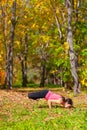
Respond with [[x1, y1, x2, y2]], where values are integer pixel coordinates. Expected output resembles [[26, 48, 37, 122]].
[[0, 70, 5, 85], [0, 0, 87, 90]]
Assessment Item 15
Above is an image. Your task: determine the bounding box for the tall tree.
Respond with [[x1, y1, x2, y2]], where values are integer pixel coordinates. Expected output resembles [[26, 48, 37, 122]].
[[18, 33, 28, 87], [1, 4, 8, 88], [66, 0, 80, 94], [50, 0, 63, 42], [7, 0, 16, 89]]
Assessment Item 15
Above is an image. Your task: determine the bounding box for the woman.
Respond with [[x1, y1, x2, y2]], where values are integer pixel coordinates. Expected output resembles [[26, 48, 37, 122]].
[[28, 89, 73, 109]]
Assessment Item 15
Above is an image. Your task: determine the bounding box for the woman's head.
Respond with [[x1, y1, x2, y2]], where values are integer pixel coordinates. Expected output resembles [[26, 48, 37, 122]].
[[60, 96, 66, 105], [65, 98, 73, 108]]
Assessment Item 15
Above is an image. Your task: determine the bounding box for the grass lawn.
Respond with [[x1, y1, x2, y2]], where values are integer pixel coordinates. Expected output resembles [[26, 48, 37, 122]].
[[0, 88, 87, 130]]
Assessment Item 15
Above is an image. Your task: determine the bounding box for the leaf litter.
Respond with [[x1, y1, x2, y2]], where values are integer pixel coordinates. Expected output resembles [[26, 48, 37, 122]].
[[0, 89, 87, 122]]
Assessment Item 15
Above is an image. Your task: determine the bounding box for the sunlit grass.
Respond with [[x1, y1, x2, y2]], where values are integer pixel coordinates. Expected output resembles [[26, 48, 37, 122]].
[[0, 98, 87, 130], [0, 88, 87, 130]]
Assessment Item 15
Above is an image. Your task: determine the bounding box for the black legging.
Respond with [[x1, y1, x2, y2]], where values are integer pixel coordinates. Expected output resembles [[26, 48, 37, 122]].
[[28, 90, 49, 100]]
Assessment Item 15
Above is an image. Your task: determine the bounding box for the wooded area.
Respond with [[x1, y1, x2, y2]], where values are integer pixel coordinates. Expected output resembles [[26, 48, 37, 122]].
[[0, 0, 87, 94]]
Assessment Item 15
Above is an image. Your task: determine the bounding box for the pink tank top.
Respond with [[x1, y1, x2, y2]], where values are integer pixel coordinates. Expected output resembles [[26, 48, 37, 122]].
[[45, 91, 61, 100]]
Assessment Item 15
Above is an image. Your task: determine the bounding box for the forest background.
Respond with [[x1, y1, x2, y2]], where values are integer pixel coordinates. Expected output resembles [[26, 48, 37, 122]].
[[0, 1, 87, 129], [0, 0, 87, 94]]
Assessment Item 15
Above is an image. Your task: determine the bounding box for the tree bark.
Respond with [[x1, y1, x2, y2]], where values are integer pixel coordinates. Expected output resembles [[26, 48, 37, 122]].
[[7, 0, 16, 89], [1, 6, 8, 88], [66, 0, 80, 94], [40, 62, 46, 87], [18, 33, 28, 87], [21, 59, 28, 87], [50, 0, 63, 42], [39, 45, 48, 87], [21, 33, 28, 87]]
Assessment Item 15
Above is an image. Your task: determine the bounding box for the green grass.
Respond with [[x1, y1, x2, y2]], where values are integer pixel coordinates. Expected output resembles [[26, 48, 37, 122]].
[[0, 88, 87, 130], [0, 102, 87, 130], [13, 83, 62, 89]]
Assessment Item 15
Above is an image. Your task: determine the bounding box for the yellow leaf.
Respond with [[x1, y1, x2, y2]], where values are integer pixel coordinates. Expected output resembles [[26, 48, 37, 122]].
[[41, 35, 50, 42], [24, 15, 27, 19], [81, 80, 85, 85], [85, 82, 87, 86], [8, 20, 11, 24], [56, 8, 59, 14], [16, 41, 20, 46], [63, 42, 69, 50], [74, 1, 77, 8], [0, 51, 3, 55], [0, 55, 2, 61], [32, 23, 36, 28]]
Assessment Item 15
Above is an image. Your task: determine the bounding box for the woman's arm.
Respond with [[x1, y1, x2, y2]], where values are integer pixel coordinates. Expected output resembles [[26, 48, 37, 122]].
[[47, 98, 64, 109], [48, 100, 59, 109], [48, 100, 52, 109]]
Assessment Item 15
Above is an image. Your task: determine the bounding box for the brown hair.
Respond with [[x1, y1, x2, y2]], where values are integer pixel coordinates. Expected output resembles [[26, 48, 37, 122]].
[[65, 98, 73, 106]]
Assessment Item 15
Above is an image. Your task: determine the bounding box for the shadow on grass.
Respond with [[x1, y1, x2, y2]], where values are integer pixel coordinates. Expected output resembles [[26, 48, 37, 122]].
[[38, 105, 64, 109]]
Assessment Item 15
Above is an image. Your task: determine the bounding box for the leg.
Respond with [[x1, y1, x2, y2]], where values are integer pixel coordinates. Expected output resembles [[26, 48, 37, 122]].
[[28, 90, 49, 100]]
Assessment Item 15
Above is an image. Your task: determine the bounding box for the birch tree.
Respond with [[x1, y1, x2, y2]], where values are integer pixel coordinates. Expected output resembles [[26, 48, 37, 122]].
[[7, 0, 16, 89], [66, 0, 80, 94]]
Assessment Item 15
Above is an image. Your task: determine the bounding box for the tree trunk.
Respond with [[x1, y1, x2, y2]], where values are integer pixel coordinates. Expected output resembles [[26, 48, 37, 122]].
[[21, 59, 28, 87], [18, 33, 28, 87], [50, 0, 63, 43], [21, 34, 28, 87], [1, 6, 8, 88], [66, 0, 80, 94], [7, 0, 16, 89], [40, 62, 46, 87]]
